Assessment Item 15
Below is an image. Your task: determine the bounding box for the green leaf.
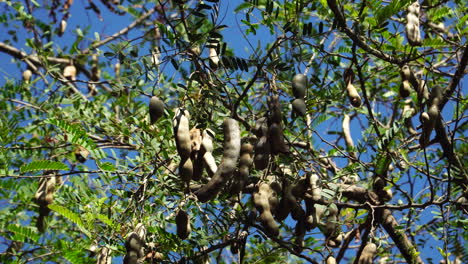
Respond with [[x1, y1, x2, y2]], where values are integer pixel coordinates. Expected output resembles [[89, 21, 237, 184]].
[[48, 204, 92, 238], [20, 160, 68, 173], [7, 224, 40, 243]]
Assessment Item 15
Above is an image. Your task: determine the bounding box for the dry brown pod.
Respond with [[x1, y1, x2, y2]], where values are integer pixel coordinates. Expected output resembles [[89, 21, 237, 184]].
[[399, 80, 411, 98], [209, 47, 219, 69], [253, 182, 279, 236], [179, 157, 193, 184], [173, 108, 192, 158], [230, 143, 253, 194], [195, 119, 241, 202], [254, 118, 271, 170], [406, 1, 422, 46], [358, 242, 377, 264], [201, 129, 217, 177], [346, 83, 362, 107], [292, 98, 307, 117], [149, 96, 164, 124], [292, 73, 307, 98], [326, 256, 337, 264], [268, 95, 283, 124], [35, 173, 58, 232], [63, 65, 77, 81], [176, 210, 191, 240], [268, 123, 289, 154], [293, 217, 306, 253], [22, 69, 32, 83], [74, 146, 89, 163], [96, 246, 112, 264]]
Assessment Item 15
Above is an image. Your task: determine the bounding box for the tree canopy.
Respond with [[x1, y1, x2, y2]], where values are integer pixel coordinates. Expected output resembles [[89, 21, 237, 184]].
[[0, 0, 467, 263]]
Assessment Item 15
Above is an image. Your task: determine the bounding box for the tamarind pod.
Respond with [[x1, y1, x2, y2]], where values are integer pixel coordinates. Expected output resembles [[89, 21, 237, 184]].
[[192, 151, 204, 181], [407, 1, 420, 16], [418, 79, 429, 102], [179, 157, 193, 183], [268, 183, 279, 215], [400, 65, 419, 89], [97, 246, 112, 264], [176, 210, 191, 240], [231, 143, 254, 194], [343, 68, 355, 84], [253, 183, 279, 236], [201, 129, 215, 153], [23, 69, 32, 83], [357, 243, 377, 264], [327, 234, 343, 248], [195, 119, 241, 202], [63, 65, 77, 81], [209, 48, 219, 69], [135, 223, 147, 243], [253, 117, 268, 137], [268, 123, 289, 154], [399, 80, 411, 98], [293, 217, 306, 253], [149, 96, 164, 124], [326, 256, 337, 264], [406, 11, 422, 46], [292, 73, 307, 98], [125, 232, 143, 252], [268, 95, 283, 124], [342, 114, 357, 160], [123, 251, 139, 264], [292, 98, 307, 116], [346, 83, 362, 107], [190, 128, 202, 152], [254, 136, 270, 170], [275, 196, 291, 221], [173, 108, 191, 158], [291, 177, 308, 199], [203, 152, 217, 177]]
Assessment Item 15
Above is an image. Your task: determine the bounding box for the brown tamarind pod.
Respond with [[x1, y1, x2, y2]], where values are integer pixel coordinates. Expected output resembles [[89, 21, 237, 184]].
[[357, 243, 377, 264], [399, 80, 411, 98], [291, 176, 309, 200], [346, 83, 361, 107], [253, 117, 268, 137], [293, 217, 306, 253], [231, 143, 254, 194], [292, 73, 307, 98], [400, 65, 419, 90], [123, 251, 139, 264], [326, 256, 337, 264], [176, 210, 191, 240], [254, 136, 270, 170], [292, 98, 307, 117], [125, 232, 143, 252], [74, 146, 89, 163], [195, 119, 241, 202], [23, 69, 32, 83], [306, 204, 325, 230], [96, 246, 112, 264], [63, 65, 77, 81], [343, 68, 355, 84], [149, 96, 164, 124], [200, 129, 217, 177], [406, 2, 422, 46], [190, 128, 204, 181], [268, 123, 289, 154], [268, 95, 283, 124], [253, 182, 279, 236], [173, 108, 192, 158], [179, 157, 193, 184], [309, 174, 321, 201], [35, 173, 57, 233]]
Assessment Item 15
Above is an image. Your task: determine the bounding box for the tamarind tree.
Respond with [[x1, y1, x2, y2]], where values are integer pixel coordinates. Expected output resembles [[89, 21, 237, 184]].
[[0, 0, 466, 263]]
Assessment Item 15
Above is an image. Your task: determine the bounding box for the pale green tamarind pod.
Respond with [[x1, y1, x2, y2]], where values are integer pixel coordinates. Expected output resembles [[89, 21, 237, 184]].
[[176, 209, 191, 240], [253, 182, 279, 236], [195, 118, 241, 202], [149, 96, 164, 124]]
